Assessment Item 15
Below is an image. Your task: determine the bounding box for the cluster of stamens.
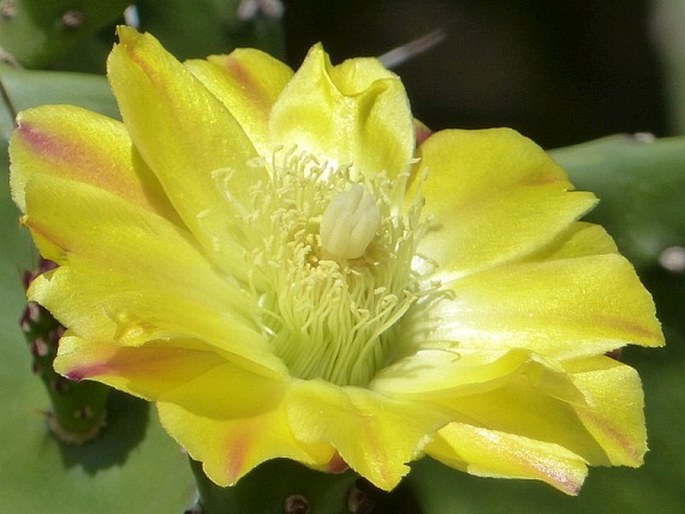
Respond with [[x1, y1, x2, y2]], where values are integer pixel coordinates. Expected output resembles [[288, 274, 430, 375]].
[[217, 148, 436, 386]]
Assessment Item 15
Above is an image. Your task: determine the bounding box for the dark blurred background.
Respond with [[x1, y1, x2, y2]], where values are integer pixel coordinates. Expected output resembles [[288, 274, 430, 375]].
[[283, 0, 668, 149]]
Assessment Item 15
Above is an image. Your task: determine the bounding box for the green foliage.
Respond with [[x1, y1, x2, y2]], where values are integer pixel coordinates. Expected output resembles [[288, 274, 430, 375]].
[[134, 0, 285, 61], [0, 0, 131, 68], [0, 64, 118, 137], [0, 0, 284, 74], [551, 135, 685, 269]]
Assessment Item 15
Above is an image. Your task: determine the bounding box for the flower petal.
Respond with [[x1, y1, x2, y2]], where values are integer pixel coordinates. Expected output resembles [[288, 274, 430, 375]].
[[54, 336, 285, 417], [55, 337, 330, 486], [23, 173, 284, 374], [426, 423, 588, 495], [528, 221, 618, 260], [287, 379, 447, 491], [565, 356, 648, 466], [415, 129, 597, 277], [157, 399, 335, 487], [185, 49, 293, 155], [371, 348, 584, 405], [108, 26, 264, 276], [431, 253, 663, 360], [421, 369, 627, 469], [422, 358, 651, 477], [373, 350, 602, 472], [9, 105, 178, 222], [269, 44, 414, 178]]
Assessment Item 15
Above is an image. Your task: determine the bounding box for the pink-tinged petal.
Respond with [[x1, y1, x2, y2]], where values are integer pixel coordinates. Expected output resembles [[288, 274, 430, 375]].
[[269, 44, 414, 179], [9, 105, 179, 223], [30, 264, 284, 377], [426, 423, 588, 495], [424, 373, 616, 467], [566, 356, 649, 467], [430, 253, 663, 360], [287, 379, 448, 491], [157, 400, 335, 487], [415, 129, 597, 277], [413, 118, 433, 146], [54, 336, 286, 417], [23, 173, 285, 375], [108, 26, 265, 277], [186, 50, 293, 156]]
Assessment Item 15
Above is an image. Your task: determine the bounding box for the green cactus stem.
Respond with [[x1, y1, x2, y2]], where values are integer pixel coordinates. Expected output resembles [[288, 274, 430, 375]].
[[187, 457, 421, 514], [0, 0, 131, 68], [20, 258, 110, 444]]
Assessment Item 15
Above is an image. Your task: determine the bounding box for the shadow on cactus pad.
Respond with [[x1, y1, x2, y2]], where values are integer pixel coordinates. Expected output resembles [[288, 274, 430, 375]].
[[54, 392, 150, 474]]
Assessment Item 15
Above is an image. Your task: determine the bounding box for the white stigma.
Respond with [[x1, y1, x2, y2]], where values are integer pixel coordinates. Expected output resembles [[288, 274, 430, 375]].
[[320, 184, 381, 260]]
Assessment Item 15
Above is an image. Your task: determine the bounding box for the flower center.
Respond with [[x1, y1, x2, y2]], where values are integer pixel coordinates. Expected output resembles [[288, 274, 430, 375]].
[[226, 148, 427, 386], [320, 185, 381, 260]]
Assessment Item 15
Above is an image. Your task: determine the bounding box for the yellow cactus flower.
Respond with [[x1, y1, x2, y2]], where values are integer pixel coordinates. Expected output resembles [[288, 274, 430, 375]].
[[9, 27, 663, 495]]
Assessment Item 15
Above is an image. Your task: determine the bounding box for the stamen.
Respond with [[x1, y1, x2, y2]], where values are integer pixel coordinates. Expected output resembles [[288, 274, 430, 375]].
[[231, 147, 444, 386]]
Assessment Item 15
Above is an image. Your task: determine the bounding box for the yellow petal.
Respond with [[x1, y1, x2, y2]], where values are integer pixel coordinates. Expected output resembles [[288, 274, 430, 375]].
[[269, 43, 414, 178], [54, 336, 285, 417], [426, 423, 588, 495], [423, 369, 622, 468], [32, 265, 285, 377], [157, 399, 335, 487], [425, 359, 651, 477], [108, 26, 264, 276], [528, 221, 618, 261], [23, 173, 284, 375], [431, 253, 663, 360], [186, 49, 293, 155], [371, 348, 584, 405], [9, 105, 178, 223], [565, 356, 648, 467], [415, 129, 597, 277], [55, 337, 329, 485], [287, 379, 447, 491]]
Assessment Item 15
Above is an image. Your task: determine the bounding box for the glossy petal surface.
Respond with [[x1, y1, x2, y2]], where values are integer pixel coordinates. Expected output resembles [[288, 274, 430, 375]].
[[108, 26, 263, 276], [416, 129, 597, 276], [186, 49, 293, 155], [565, 356, 648, 467], [427, 423, 588, 495], [157, 399, 334, 487], [269, 44, 414, 178], [10, 105, 178, 222], [431, 254, 663, 360], [23, 173, 283, 374], [288, 380, 447, 491], [55, 337, 285, 416]]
